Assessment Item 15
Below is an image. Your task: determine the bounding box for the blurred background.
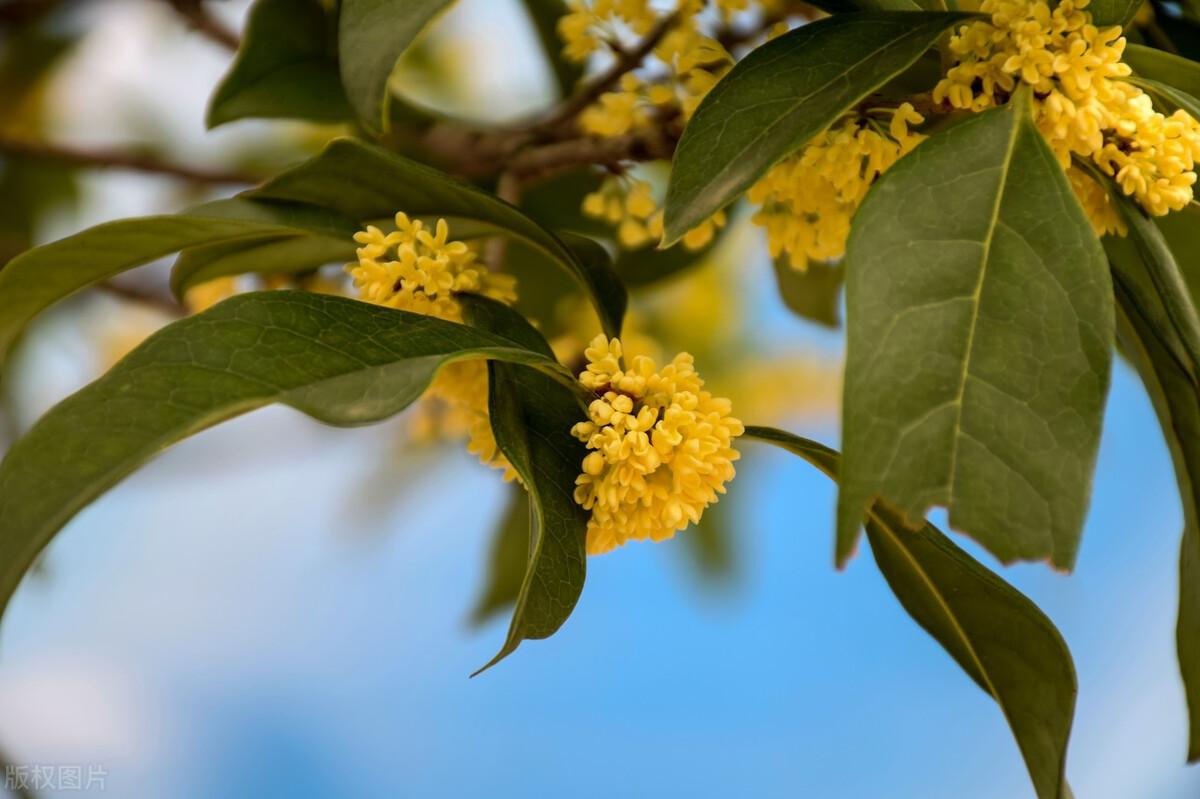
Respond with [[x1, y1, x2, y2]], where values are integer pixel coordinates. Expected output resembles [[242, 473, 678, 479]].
[[0, 0, 1198, 796]]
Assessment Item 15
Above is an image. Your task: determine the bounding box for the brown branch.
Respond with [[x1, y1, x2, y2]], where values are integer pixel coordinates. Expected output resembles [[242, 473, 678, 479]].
[[0, 135, 261, 185], [534, 11, 682, 134], [161, 0, 240, 52]]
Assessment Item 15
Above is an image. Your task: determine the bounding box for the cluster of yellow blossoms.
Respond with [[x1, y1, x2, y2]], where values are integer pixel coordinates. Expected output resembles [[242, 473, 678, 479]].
[[561, 0, 756, 249], [749, 103, 926, 268], [582, 175, 724, 250], [935, 0, 1200, 234], [571, 335, 743, 555], [346, 213, 518, 479]]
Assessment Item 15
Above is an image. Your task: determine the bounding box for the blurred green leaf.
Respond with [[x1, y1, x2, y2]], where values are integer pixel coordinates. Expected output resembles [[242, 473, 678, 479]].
[[339, 0, 455, 131], [681, 490, 736, 584], [0, 291, 572, 623], [839, 94, 1112, 571], [744, 426, 1077, 799], [462, 296, 588, 674], [1125, 43, 1200, 96], [1089, 0, 1142, 26], [774, 259, 844, 329], [663, 11, 975, 244], [207, 0, 351, 127], [249, 138, 627, 336], [0, 198, 359, 365], [469, 484, 530, 626]]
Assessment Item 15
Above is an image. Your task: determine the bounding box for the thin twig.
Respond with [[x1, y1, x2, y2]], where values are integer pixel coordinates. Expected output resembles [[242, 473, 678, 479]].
[[534, 11, 681, 134], [161, 0, 240, 52], [0, 135, 261, 185]]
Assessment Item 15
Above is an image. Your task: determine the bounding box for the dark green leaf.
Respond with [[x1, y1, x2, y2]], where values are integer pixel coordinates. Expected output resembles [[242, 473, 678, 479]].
[[1088, 0, 1142, 27], [248, 138, 626, 336], [1155, 202, 1200, 307], [0, 292, 571, 622], [1113, 269, 1200, 761], [207, 0, 351, 128], [469, 484, 531, 626], [744, 425, 1076, 799], [338, 0, 455, 131], [773, 259, 844, 328], [171, 235, 355, 297], [0, 198, 359, 365], [662, 11, 975, 244], [462, 296, 587, 674], [1124, 43, 1200, 99], [839, 93, 1113, 570], [519, 0, 584, 98]]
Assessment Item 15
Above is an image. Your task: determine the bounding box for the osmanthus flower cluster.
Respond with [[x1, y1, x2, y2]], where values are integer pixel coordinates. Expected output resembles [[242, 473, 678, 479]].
[[935, 0, 1200, 234], [749, 103, 926, 268], [346, 213, 519, 479], [559, 0, 762, 248], [570, 335, 744, 555]]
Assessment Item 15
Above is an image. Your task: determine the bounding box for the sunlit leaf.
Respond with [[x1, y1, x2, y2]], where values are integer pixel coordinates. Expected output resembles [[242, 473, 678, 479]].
[[663, 11, 975, 244], [744, 426, 1076, 799], [839, 93, 1112, 570]]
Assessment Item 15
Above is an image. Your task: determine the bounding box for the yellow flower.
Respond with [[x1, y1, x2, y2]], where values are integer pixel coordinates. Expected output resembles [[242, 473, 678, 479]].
[[571, 334, 743, 555], [748, 103, 926, 268], [582, 175, 725, 250], [934, 0, 1200, 225], [346, 213, 518, 480]]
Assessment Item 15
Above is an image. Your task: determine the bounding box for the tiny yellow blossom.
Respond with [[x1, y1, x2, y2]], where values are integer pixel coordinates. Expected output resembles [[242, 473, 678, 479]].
[[934, 0, 1200, 226], [583, 175, 725, 251], [346, 213, 518, 480], [748, 103, 926, 268], [571, 334, 743, 555]]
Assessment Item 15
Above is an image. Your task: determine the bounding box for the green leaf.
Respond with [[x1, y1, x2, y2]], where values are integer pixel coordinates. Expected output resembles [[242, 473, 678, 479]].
[[0, 291, 572, 622], [773, 259, 844, 328], [0, 198, 359, 365], [170, 235, 355, 297], [469, 484, 531, 626], [839, 94, 1113, 570], [1155, 202, 1200, 307], [338, 0, 455, 131], [1115, 196, 1200, 381], [248, 138, 627, 336], [207, 0, 351, 127], [1087, 0, 1142, 27], [662, 11, 975, 245], [519, 0, 584, 99], [461, 296, 588, 674], [744, 426, 1076, 799], [1124, 43, 1200, 100], [680, 491, 736, 584], [1113, 269, 1200, 761]]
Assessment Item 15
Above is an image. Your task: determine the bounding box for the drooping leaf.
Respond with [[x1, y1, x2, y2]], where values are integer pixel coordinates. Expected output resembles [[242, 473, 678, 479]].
[[460, 296, 588, 673], [839, 93, 1113, 570], [1124, 43, 1200, 100], [338, 0, 455, 131], [207, 0, 351, 127], [248, 138, 626, 336], [0, 198, 359, 365], [744, 426, 1077, 799], [1113, 270, 1200, 762], [1088, 0, 1142, 27], [171, 235, 355, 297], [1155, 201, 1200, 305], [468, 484, 531, 626], [519, 0, 584, 98], [0, 292, 573, 621], [773, 259, 844, 328], [662, 11, 976, 244]]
